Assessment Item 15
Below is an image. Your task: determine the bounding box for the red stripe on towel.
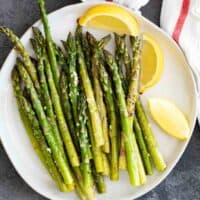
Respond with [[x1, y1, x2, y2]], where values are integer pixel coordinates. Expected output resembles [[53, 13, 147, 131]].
[[172, 0, 191, 43]]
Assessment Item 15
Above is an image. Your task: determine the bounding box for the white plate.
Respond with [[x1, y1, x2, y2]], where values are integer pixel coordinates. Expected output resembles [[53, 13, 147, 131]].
[[0, 2, 198, 200]]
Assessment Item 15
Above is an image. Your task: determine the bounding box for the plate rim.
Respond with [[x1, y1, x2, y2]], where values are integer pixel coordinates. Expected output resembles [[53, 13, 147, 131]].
[[0, 1, 198, 200]]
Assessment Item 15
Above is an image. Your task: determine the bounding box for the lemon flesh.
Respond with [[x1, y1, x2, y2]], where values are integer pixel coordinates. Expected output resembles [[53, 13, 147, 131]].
[[79, 4, 140, 35], [148, 98, 190, 140], [140, 33, 164, 93]]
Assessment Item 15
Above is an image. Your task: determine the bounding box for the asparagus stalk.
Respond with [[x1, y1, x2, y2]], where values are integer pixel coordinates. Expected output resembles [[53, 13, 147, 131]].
[[86, 113, 104, 173], [76, 26, 104, 147], [126, 35, 146, 184], [53, 42, 67, 69], [11, 68, 69, 192], [20, 96, 72, 190], [98, 63, 119, 180], [91, 50, 110, 153], [133, 117, 153, 175], [74, 173, 96, 200], [114, 33, 122, 67], [59, 71, 80, 151], [84, 32, 112, 175], [63, 34, 92, 157], [120, 35, 131, 79], [43, 55, 80, 167], [117, 34, 158, 180], [136, 100, 166, 171], [104, 50, 140, 186], [31, 38, 65, 156], [38, 57, 64, 153], [132, 134, 146, 185], [127, 36, 141, 120], [56, 46, 94, 196], [32, 27, 45, 47], [114, 33, 149, 184], [16, 60, 74, 186], [74, 184, 88, 200], [81, 34, 92, 78], [114, 34, 128, 172], [37, 0, 60, 88], [114, 35, 128, 172], [93, 173, 106, 194], [63, 32, 79, 122], [91, 162, 106, 194], [0, 26, 40, 91], [77, 91, 93, 188], [114, 33, 127, 90], [32, 27, 64, 72], [93, 69, 110, 153], [86, 32, 111, 153], [86, 32, 111, 54], [102, 154, 110, 176], [69, 166, 95, 200], [119, 136, 127, 170], [73, 162, 95, 199]]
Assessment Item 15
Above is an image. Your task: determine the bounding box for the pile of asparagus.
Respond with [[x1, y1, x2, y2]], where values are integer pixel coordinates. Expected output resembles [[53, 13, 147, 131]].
[[0, 0, 166, 199]]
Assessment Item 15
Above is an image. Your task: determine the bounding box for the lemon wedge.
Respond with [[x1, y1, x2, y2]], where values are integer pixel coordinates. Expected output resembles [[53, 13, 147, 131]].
[[140, 33, 164, 93], [79, 4, 140, 35], [148, 98, 190, 140]]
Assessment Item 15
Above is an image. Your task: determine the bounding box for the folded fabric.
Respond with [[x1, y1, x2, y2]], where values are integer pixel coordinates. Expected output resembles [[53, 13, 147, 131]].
[[161, 0, 200, 123]]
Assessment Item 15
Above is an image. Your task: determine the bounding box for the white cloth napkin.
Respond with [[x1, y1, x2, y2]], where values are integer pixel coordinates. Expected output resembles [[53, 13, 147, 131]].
[[82, 0, 200, 123], [160, 0, 200, 123]]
